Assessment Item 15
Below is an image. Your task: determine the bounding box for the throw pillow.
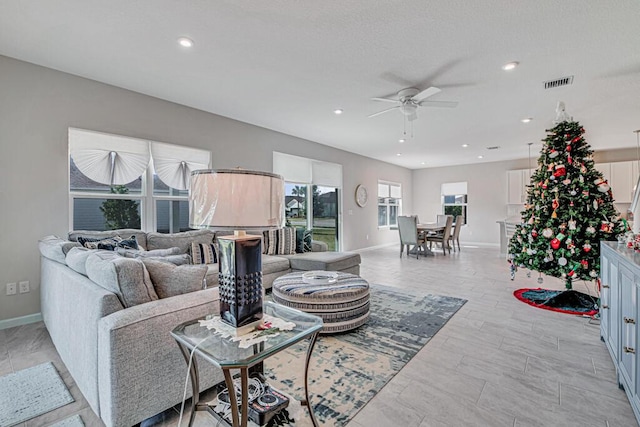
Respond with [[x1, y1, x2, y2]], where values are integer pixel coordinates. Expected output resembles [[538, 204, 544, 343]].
[[295, 227, 313, 253], [263, 227, 296, 255], [116, 246, 182, 258], [65, 247, 94, 276], [78, 236, 121, 251], [191, 242, 218, 265], [78, 235, 139, 251], [85, 251, 158, 307], [141, 258, 207, 299]]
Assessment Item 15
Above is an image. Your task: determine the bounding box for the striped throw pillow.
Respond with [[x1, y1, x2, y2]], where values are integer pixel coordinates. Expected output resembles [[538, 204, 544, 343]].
[[263, 228, 296, 255], [191, 242, 218, 265]]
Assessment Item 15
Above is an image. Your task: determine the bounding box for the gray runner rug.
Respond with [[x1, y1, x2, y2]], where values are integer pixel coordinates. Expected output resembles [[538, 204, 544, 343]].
[[0, 361, 74, 427]]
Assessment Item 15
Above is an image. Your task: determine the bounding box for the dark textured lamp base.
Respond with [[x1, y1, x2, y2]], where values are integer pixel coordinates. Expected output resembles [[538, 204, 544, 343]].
[[217, 234, 263, 335]]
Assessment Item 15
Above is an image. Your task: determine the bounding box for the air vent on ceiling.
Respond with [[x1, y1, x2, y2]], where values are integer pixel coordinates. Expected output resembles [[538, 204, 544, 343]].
[[486, 146, 500, 150], [544, 76, 574, 89]]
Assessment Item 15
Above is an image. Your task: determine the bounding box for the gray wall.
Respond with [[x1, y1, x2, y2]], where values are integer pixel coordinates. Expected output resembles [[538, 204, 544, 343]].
[[411, 147, 639, 247], [0, 55, 412, 321]]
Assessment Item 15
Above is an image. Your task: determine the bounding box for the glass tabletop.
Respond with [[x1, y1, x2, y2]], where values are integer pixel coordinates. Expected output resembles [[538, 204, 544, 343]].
[[171, 301, 323, 368]]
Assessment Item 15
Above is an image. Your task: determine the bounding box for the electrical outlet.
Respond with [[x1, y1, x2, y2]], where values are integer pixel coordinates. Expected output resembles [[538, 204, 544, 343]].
[[6, 283, 16, 295], [19, 281, 29, 294]]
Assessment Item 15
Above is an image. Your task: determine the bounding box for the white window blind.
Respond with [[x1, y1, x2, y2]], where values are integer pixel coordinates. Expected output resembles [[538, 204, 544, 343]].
[[441, 182, 468, 195], [150, 141, 210, 190], [378, 182, 401, 198], [273, 152, 342, 188], [69, 128, 150, 186]]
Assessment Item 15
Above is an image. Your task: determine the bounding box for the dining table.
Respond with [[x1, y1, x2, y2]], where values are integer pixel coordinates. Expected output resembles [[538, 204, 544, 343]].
[[410, 222, 446, 256]]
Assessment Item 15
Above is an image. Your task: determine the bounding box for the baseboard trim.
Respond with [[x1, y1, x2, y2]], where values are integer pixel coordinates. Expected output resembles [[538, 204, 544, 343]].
[[461, 242, 500, 248], [0, 313, 43, 330], [355, 242, 396, 252]]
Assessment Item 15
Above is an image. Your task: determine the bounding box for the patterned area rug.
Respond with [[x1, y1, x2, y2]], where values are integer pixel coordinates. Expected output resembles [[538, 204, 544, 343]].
[[263, 283, 467, 426], [0, 362, 74, 427]]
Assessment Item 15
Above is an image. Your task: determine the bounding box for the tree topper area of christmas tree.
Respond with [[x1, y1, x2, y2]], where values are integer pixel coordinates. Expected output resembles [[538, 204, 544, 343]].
[[508, 120, 623, 288]]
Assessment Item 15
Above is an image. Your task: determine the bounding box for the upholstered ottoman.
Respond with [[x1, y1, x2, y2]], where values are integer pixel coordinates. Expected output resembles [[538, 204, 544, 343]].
[[271, 271, 370, 334]]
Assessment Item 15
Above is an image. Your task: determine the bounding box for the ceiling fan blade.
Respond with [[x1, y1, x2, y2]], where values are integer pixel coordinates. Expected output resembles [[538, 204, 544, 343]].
[[407, 111, 418, 122], [371, 97, 399, 103], [418, 100, 458, 108], [413, 86, 441, 101], [367, 106, 400, 118]]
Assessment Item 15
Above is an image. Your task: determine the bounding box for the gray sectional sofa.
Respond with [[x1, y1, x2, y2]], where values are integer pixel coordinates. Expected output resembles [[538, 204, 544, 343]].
[[38, 228, 360, 427]]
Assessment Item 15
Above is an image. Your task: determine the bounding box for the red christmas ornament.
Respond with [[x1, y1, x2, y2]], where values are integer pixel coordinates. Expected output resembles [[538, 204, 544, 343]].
[[571, 136, 580, 144], [567, 154, 573, 164], [568, 270, 576, 278], [580, 260, 589, 269], [553, 164, 566, 178], [551, 238, 561, 250], [531, 230, 538, 238], [583, 243, 591, 252], [566, 145, 572, 152], [552, 199, 560, 210]]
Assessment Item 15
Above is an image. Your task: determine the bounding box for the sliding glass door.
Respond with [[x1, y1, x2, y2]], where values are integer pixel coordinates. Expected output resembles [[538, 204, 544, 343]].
[[285, 183, 339, 251]]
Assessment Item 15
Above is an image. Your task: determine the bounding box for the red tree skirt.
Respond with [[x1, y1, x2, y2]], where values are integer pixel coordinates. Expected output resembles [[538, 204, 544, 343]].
[[513, 288, 598, 316]]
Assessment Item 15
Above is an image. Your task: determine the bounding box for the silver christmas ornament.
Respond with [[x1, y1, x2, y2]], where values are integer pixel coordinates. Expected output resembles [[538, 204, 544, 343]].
[[537, 277, 544, 284]]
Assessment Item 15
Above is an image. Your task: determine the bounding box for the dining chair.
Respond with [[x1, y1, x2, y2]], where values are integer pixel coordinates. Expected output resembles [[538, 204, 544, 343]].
[[448, 215, 463, 252], [427, 215, 454, 255], [436, 214, 450, 225], [397, 215, 426, 259]]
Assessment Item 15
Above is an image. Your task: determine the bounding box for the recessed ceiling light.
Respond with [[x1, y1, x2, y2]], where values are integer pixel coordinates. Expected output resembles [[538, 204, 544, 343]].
[[177, 37, 194, 48], [333, 109, 343, 115], [521, 118, 532, 123], [396, 153, 402, 156], [399, 139, 405, 143], [462, 144, 469, 148], [477, 155, 484, 159], [502, 61, 519, 71], [421, 162, 425, 165]]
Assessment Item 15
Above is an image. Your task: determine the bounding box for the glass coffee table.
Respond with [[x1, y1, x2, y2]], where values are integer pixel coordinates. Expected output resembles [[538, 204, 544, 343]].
[[171, 301, 323, 427]]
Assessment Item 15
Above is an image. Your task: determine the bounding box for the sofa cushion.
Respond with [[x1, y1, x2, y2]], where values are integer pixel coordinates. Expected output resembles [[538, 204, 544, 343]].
[[262, 255, 292, 275], [141, 258, 207, 299], [205, 264, 219, 287], [65, 247, 95, 276], [191, 242, 218, 265], [68, 229, 148, 250], [38, 236, 81, 264], [284, 251, 362, 272], [85, 251, 158, 307], [263, 228, 296, 255], [146, 229, 215, 253], [116, 247, 182, 258]]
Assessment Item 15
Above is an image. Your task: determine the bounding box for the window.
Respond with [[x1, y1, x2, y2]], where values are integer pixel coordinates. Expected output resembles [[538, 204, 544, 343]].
[[69, 128, 210, 233], [378, 181, 402, 227], [274, 152, 342, 251], [441, 182, 468, 225]]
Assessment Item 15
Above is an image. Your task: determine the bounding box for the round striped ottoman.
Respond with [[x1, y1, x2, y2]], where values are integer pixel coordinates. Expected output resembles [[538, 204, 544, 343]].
[[272, 271, 370, 334]]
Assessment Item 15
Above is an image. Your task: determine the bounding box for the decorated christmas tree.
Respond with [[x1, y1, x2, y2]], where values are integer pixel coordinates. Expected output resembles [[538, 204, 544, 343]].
[[508, 115, 623, 289]]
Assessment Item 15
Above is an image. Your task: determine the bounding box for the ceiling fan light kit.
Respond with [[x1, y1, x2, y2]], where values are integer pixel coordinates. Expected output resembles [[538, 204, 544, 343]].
[[368, 86, 458, 122]]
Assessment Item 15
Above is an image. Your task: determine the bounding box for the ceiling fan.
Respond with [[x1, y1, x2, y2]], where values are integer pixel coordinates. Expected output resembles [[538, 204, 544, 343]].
[[368, 87, 458, 121]]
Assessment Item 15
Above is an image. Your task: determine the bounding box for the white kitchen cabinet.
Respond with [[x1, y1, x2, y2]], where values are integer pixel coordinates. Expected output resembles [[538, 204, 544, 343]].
[[601, 242, 640, 424], [612, 161, 635, 203]]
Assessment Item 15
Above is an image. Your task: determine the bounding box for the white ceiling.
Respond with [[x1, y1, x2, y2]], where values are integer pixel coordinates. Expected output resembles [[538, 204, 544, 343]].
[[1, 0, 639, 169]]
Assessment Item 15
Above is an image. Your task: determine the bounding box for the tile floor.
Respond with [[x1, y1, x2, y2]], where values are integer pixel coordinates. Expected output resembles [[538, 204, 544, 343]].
[[1, 245, 636, 426]]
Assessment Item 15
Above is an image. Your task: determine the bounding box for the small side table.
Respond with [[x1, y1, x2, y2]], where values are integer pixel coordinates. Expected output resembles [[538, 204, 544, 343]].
[[171, 302, 323, 427]]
